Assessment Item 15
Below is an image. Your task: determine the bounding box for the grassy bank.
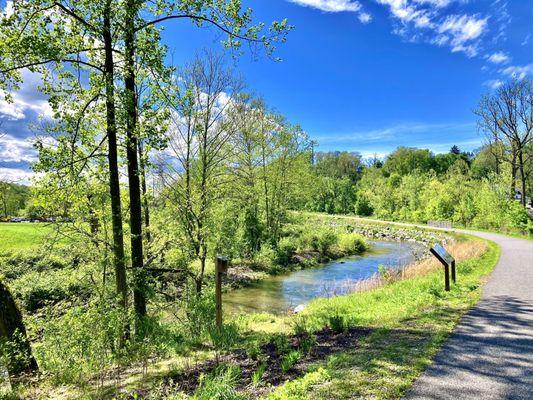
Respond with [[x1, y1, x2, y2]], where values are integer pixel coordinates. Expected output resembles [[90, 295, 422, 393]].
[[105, 234, 498, 400], [265, 238, 499, 399]]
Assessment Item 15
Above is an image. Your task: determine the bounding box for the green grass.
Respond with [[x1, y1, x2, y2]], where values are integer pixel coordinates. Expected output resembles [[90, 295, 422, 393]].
[[264, 239, 500, 399], [0, 222, 52, 252]]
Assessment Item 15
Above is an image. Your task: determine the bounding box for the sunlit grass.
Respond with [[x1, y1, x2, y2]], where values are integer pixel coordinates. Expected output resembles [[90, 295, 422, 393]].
[[264, 239, 500, 399], [0, 222, 52, 252]]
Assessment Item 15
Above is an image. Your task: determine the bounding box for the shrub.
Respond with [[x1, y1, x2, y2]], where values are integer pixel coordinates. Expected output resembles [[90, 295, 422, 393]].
[[35, 300, 128, 384], [275, 237, 297, 266], [252, 362, 267, 386], [0, 253, 68, 281], [297, 227, 338, 255], [280, 350, 301, 373], [9, 267, 91, 312], [337, 233, 368, 254], [193, 365, 244, 400], [328, 314, 348, 334], [179, 282, 216, 341], [355, 195, 373, 216]]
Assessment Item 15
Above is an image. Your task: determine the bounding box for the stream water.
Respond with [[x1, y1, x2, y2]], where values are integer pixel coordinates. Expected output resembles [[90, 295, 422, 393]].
[[223, 240, 424, 315]]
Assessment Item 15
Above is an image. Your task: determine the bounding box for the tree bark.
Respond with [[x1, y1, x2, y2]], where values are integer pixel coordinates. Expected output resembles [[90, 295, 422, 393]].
[[138, 141, 151, 244], [124, 0, 147, 320], [519, 151, 527, 206], [103, 1, 128, 316], [0, 281, 38, 377]]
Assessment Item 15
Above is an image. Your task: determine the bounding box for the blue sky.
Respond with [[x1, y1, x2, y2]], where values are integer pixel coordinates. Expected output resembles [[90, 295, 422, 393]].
[[1, 0, 532, 181]]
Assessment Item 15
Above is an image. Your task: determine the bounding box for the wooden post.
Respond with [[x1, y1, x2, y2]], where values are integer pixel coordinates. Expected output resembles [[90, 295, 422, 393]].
[[215, 256, 229, 329], [451, 260, 456, 284]]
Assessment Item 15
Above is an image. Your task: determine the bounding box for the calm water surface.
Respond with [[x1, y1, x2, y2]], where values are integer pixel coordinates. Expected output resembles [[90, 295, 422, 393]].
[[223, 241, 423, 315]]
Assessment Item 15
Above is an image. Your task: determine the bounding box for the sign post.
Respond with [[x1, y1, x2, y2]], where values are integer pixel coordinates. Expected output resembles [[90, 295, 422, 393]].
[[430, 244, 455, 291], [215, 256, 229, 329]]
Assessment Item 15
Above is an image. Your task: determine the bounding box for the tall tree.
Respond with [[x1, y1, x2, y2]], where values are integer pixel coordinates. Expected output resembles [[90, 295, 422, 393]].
[[475, 78, 533, 205]]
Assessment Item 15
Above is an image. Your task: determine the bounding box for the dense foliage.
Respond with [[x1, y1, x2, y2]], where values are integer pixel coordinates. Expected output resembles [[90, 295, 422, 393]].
[[304, 145, 533, 236], [0, 182, 29, 219]]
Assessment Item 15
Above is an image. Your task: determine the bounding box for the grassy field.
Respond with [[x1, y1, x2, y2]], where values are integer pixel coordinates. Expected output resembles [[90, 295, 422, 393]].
[[0, 222, 52, 252]]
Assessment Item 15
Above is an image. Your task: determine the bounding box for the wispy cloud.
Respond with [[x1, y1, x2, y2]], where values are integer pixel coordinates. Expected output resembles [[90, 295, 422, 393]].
[[500, 63, 533, 80], [288, 0, 362, 13], [486, 51, 510, 64], [484, 79, 504, 89], [0, 133, 37, 163], [436, 14, 488, 57], [288, 0, 520, 62], [313, 122, 479, 154], [287, 0, 371, 23], [0, 167, 35, 184], [0, 69, 53, 121]]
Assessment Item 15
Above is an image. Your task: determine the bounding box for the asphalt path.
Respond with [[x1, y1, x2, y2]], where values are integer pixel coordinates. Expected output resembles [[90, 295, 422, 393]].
[[404, 229, 533, 399]]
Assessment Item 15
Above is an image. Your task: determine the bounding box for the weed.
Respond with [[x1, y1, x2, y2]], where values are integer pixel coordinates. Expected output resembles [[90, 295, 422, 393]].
[[280, 350, 301, 373]]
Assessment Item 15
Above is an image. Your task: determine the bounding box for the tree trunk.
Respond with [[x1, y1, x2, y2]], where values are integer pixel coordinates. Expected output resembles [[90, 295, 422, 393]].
[[124, 0, 146, 321], [519, 151, 527, 207], [138, 141, 151, 244], [511, 152, 517, 198], [104, 1, 128, 318], [0, 281, 38, 377]]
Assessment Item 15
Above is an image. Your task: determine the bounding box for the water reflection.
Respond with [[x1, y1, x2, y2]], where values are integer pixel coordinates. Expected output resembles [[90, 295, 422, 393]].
[[223, 241, 422, 315]]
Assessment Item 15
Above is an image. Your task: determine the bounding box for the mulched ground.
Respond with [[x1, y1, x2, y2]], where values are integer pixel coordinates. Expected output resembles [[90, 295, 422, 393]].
[[136, 325, 374, 399]]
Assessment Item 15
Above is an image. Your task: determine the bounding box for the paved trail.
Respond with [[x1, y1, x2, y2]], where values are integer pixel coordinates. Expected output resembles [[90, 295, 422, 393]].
[[332, 216, 533, 399], [402, 229, 533, 399]]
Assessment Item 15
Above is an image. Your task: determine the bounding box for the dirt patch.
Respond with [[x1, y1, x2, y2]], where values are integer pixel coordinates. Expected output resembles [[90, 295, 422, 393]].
[[132, 326, 373, 399]]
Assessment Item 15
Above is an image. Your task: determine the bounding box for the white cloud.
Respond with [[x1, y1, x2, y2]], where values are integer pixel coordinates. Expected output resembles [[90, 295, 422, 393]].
[[358, 12, 372, 24], [0, 167, 35, 184], [0, 69, 53, 121], [0, 134, 37, 163], [487, 51, 509, 64], [522, 34, 531, 46], [437, 14, 488, 57], [1, 1, 13, 19], [288, 0, 362, 12], [500, 63, 533, 80], [484, 79, 504, 89], [414, 0, 453, 7], [287, 0, 372, 23]]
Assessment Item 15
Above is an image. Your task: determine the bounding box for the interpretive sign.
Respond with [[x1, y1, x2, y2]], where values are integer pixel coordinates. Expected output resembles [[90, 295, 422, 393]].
[[430, 244, 456, 291]]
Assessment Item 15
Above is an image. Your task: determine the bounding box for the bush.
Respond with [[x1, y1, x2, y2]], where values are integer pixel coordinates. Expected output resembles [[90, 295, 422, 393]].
[[0, 253, 68, 281], [355, 195, 373, 216], [35, 300, 128, 384], [297, 227, 338, 255], [280, 350, 301, 373], [328, 314, 348, 334], [9, 267, 91, 312], [179, 282, 216, 341], [275, 237, 297, 266], [193, 364, 244, 400], [337, 233, 368, 254]]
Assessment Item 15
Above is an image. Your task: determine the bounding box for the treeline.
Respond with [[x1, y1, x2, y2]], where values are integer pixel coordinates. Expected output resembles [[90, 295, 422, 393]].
[[302, 79, 533, 236], [0, 181, 29, 219], [304, 145, 532, 234]]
